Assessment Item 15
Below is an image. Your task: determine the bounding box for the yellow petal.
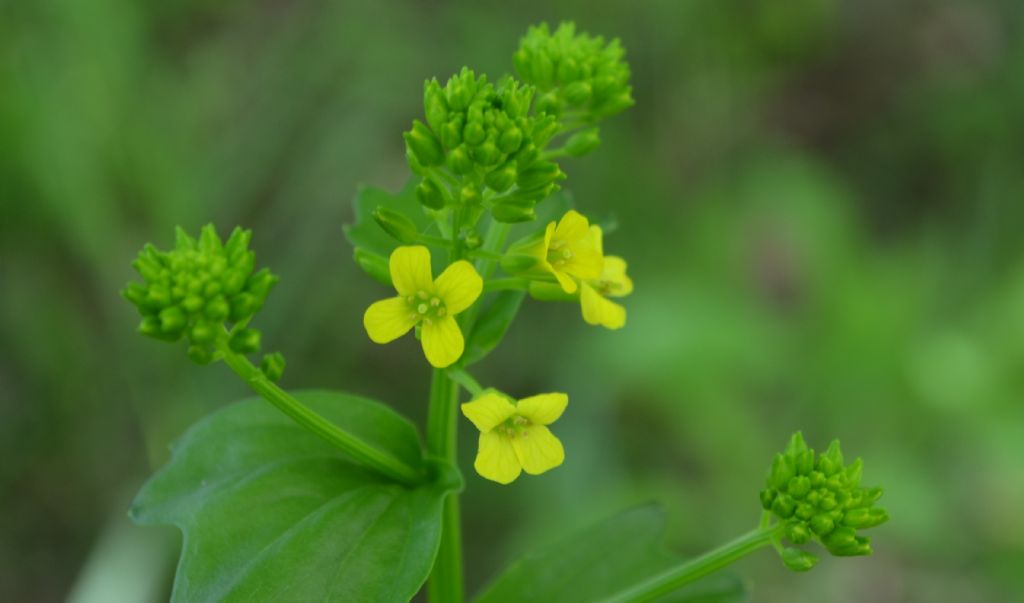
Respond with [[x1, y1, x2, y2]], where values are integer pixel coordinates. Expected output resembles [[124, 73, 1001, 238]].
[[581, 282, 626, 329], [389, 246, 434, 296], [591, 225, 605, 258], [434, 260, 482, 315], [363, 297, 417, 343], [475, 431, 522, 484], [552, 269, 578, 294], [421, 315, 464, 368], [461, 392, 516, 432], [602, 256, 633, 297], [512, 425, 564, 475], [563, 242, 603, 281], [554, 210, 590, 242], [515, 393, 568, 425]]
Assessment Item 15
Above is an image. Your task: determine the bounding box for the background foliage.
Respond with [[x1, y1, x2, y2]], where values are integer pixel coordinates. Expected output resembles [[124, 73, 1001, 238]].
[[2, 1, 1023, 601]]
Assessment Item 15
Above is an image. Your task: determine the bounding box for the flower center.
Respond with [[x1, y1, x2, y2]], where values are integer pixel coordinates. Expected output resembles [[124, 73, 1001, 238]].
[[500, 415, 531, 438], [548, 240, 573, 268], [407, 290, 447, 324]]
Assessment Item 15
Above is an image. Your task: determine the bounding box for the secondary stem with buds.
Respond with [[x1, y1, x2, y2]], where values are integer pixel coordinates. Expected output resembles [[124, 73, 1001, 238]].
[[599, 523, 785, 603], [214, 338, 423, 485]]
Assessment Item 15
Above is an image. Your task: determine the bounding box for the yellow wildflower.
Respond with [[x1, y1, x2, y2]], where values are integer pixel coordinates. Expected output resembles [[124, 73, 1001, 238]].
[[363, 245, 482, 368], [511, 210, 603, 293], [461, 391, 567, 484]]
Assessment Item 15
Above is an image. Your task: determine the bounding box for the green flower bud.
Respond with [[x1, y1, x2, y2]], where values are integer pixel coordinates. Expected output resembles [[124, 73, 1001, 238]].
[[187, 344, 215, 366], [516, 160, 564, 190], [565, 128, 601, 157], [781, 548, 819, 572], [563, 81, 592, 106], [484, 161, 517, 193], [124, 225, 277, 359], [788, 475, 811, 499], [491, 197, 537, 223], [761, 432, 888, 565], [459, 185, 481, 206], [786, 521, 812, 545], [260, 352, 286, 382], [403, 120, 444, 167], [353, 248, 392, 287], [498, 127, 523, 154], [372, 206, 420, 244], [514, 22, 633, 120], [229, 328, 262, 354], [416, 179, 446, 210], [810, 514, 835, 536], [472, 141, 501, 166], [423, 79, 449, 132], [441, 117, 463, 149], [447, 145, 473, 175]]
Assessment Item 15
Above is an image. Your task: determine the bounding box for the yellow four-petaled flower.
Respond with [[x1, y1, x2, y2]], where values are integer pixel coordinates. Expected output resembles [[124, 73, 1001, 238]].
[[461, 391, 567, 484], [523, 209, 604, 294], [363, 245, 482, 368]]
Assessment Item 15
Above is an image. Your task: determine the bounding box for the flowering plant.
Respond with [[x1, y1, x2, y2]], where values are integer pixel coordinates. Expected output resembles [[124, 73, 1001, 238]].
[[123, 22, 887, 602]]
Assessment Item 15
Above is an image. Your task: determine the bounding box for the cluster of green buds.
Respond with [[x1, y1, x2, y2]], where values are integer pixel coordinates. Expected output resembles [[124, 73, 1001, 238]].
[[122, 225, 285, 380], [514, 22, 633, 130], [405, 69, 565, 223], [761, 432, 888, 570]]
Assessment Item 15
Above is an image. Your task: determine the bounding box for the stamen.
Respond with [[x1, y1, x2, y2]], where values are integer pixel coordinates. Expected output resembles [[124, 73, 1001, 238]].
[[418, 303, 429, 314]]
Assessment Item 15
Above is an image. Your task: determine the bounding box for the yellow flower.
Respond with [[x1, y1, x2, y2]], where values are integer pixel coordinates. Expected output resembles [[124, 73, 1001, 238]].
[[461, 391, 567, 484], [512, 210, 603, 294], [580, 226, 633, 329], [363, 245, 482, 368]]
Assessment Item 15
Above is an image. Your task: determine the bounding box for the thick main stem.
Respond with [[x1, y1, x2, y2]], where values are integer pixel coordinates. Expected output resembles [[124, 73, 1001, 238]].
[[598, 524, 783, 603], [216, 340, 422, 485], [426, 369, 462, 603]]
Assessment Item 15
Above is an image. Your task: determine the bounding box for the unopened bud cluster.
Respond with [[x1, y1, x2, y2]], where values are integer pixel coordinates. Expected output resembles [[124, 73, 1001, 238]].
[[761, 432, 888, 558], [406, 68, 565, 223], [514, 22, 633, 123], [122, 225, 279, 370]]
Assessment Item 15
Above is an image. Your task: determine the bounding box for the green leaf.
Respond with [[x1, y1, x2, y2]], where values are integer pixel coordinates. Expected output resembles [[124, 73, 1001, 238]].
[[344, 179, 434, 258], [463, 290, 525, 366], [474, 505, 747, 603], [132, 390, 458, 603]]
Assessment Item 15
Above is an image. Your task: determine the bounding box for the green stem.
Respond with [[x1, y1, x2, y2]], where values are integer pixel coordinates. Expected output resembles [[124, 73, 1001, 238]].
[[467, 248, 503, 262], [426, 369, 463, 603], [483, 277, 530, 293], [426, 202, 469, 603], [598, 524, 784, 603], [447, 366, 484, 396], [215, 340, 423, 485], [540, 147, 570, 161]]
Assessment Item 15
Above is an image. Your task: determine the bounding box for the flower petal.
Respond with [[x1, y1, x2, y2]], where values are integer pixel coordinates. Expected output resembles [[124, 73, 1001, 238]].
[[512, 425, 564, 475], [563, 243, 603, 281], [434, 260, 482, 315], [421, 315, 464, 367], [587, 224, 604, 256], [581, 282, 626, 330], [564, 226, 603, 281], [553, 210, 590, 242], [552, 269, 578, 294], [363, 297, 418, 343], [602, 256, 633, 297], [389, 245, 434, 296], [462, 392, 517, 432], [475, 431, 522, 484], [515, 393, 568, 425]]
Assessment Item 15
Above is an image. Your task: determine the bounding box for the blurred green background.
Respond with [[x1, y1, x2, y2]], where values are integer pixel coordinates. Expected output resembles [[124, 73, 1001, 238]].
[[3, 0, 1023, 601]]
